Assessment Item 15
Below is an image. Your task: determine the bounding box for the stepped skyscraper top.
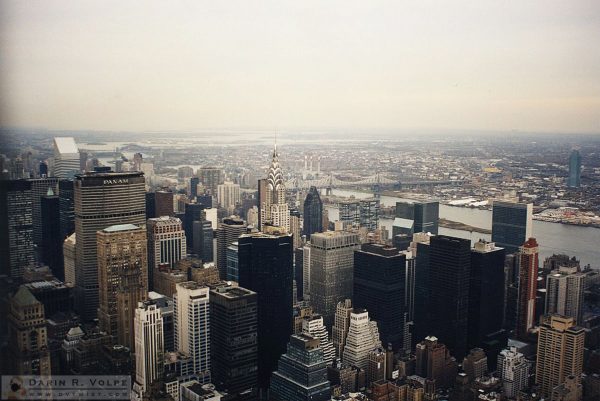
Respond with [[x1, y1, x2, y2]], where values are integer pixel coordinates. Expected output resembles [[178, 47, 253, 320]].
[[267, 144, 285, 194]]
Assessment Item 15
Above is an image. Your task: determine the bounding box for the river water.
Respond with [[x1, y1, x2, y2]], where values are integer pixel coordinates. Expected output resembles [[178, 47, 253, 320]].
[[328, 189, 600, 269]]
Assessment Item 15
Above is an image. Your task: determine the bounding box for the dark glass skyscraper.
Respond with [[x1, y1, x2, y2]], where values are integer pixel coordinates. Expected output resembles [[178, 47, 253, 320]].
[[567, 149, 582, 188], [210, 284, 258, 396], [184, 202, 205, 251], [393, 201, 439, 236], [193, 220, 214, 262], [0, 180, 34, 278], [491, 201, 533, 254], [238, 228, 294, 391], [270, 333, 331, 401], [303, 186, 323, 240], [467, 240, 506, 349], [41, 190, 63, 280], [427, 235, 471, 359], [353, 243, 406, 350]]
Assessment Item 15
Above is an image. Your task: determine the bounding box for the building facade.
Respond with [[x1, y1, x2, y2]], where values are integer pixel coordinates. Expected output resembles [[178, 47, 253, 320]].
[[134, 300, 164, 396], [74, 170, 146, 320], [0, 180, 34, 278], [353, 243, 405, 350], [545, 265, 586, 325], [303, 186, 323, 239], [97, 224, 148, 348], [147, 216, 186, 290], [174, 282, 211, 378], [516, 238, 539, 339], [491, 200, 533, 254], [210, 284, 258, 395], [270, 333, 331, 401], [536, 315, 585, 398], [237, 228, 294, 390], [310, 231, 361, 328]]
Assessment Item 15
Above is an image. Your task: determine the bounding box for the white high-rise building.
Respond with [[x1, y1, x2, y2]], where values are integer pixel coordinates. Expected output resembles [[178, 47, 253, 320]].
[[333, 299, 353, 359], [174, 282, 211, 377], [134, 300, 164, 396], [217, 181, 240, 212], [342, 309, 381, 370], [302, 245, 311, 300], [53, 137, 80, 178], [260, 145, 290, 232], [302, 314, 335, 365], [497, 346, 529, 399], [545, 265, 586, 325], [63, 233, 76, 285]]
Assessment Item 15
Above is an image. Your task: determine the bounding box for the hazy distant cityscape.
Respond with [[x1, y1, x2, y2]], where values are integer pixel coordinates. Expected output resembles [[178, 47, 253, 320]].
[[2, 1, 600, 400]]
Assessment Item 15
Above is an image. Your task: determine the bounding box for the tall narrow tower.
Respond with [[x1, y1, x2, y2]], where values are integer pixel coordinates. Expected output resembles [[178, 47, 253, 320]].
[[260, 144, 290, 232], [516, 238, 539, 339]]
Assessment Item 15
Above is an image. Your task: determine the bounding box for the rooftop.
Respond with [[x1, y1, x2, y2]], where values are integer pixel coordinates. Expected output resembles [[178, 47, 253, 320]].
[[54, 137, 79, 154], [102, 224, 140, 232]]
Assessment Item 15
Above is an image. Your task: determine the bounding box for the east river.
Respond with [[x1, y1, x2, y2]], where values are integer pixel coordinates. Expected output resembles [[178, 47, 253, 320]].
[[327, 189, 600, 269]]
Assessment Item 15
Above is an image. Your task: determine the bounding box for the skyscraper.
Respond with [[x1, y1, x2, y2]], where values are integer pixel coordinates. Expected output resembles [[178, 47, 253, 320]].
[[41, 188, 63, 279], [393, 201, 439, 237], [237, 227, 293, 390], [197, 167, 224, 196], [333, 299, 353, 359], [29, 177, 59, 244], [53, 137, 80, 179], [270, 333, 331, 401], [174, 282, 211, 379], [7, 286, 51, 375], [97, 224, 148, 348], [310, 231, 361, 328], [516, 238, 539, 339], [216, 217, 246, 279], [426, 235, 471, 359], [134, 300, 164, 397], [353, 243, 405, 349], [359, 198, 380, 231], [184, 202, 205, 251], [190, 176, 199, 199], [342, 309, 382, 370], [226, 242, 239, 281], [467, 240, 506, 349], [536, 315, 585, 398], [147, 216, 186, 290], [58, 179, 75, 238], [491, 200, 533, 254], [74, 170, 146, 320], [217, 181, 241, 213], [303, 186, 323, 239], [414, 336, 458, 389], [567, 149, 582, 188], [155, 189, 174, 217], [259, 145, 290, 232], [0, 180, 34, 278], [497, 346, 529, 399], [63, 233, 76, 285], [210, 284, 258, 395], [545, 265, 586, 325], [193, 220, 214, 263], [338, 200, 360, 228], [301, 314, 336, 365]]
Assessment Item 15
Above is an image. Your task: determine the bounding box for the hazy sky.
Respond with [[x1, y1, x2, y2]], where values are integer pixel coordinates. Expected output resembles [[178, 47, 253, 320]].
[[1, 1, 599, 133]]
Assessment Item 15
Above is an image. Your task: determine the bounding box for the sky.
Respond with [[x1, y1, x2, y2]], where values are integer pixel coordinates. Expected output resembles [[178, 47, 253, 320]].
[[1, 1, 599, 134]]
